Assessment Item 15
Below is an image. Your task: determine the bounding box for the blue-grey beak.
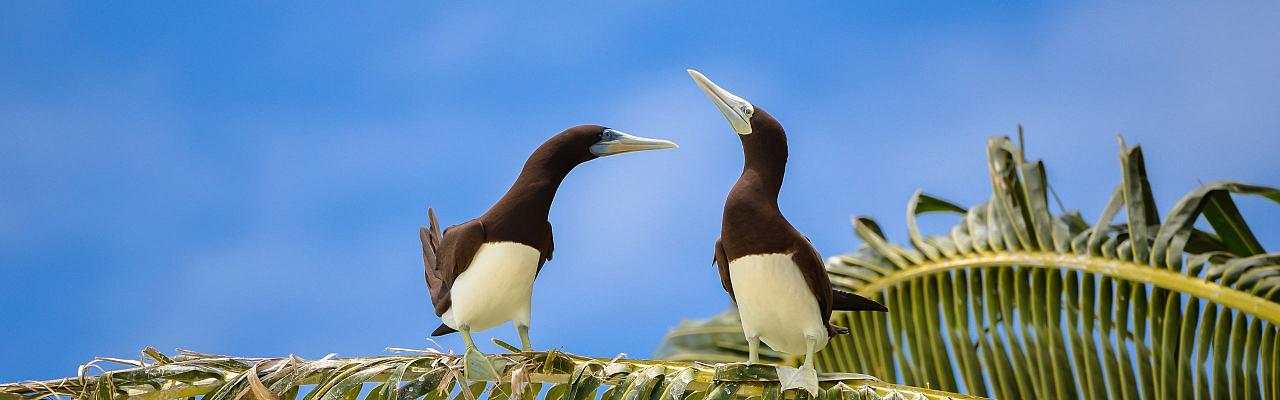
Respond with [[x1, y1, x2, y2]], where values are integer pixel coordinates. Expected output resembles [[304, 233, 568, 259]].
[[590, 128, 678, 156]]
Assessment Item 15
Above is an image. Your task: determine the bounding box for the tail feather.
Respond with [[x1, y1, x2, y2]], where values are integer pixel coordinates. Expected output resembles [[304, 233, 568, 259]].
[[422, 208, 442, 272], [427, 208, 442, 239], [431, 323, 458, 336], [833, 290, 888, 312]]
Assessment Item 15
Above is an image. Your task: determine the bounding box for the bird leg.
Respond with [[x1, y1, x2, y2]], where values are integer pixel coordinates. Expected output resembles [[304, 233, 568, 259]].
[[786, 335, 819, 396], [777, 335, 821, 396], [460, 325, 477, 350], [747, 335, 761, 364], [517, 323, 532, 352], [803, 335, 817, 369], [459, 325, 499, 380]]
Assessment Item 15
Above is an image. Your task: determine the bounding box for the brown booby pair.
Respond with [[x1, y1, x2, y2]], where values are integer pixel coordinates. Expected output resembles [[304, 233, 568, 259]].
[[421, 125, 676, 377], [688, 70, 887, 376]]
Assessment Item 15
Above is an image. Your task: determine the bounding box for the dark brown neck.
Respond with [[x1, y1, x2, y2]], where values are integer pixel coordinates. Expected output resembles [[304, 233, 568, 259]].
[[720, 163, 795, 258], [720, 110, 801, 259], [483, 149, 576, 228], [729, 129, 788, 206]]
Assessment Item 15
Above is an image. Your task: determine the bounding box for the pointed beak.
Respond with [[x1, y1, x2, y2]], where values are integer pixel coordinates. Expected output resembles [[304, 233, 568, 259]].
[[590, 129, 678, 157], [687, 69, 754, 135]]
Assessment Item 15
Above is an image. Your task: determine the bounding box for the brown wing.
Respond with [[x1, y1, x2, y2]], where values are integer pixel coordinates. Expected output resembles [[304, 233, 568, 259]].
[[535, 221, 554, 276], [420, 208, 486, 317], [790, 239, 841, 335], [790, 239, 887, 335], [713, 239, 735, 303]]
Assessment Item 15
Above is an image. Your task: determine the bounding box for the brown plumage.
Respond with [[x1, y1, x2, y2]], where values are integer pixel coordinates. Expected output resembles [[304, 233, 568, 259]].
[[420, 125, 672, 338], [710, 107, 886, 338]]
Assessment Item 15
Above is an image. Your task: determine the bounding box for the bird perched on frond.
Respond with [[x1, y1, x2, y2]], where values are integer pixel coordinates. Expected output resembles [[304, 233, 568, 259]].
[[688, 69, 887, 394], [421, 125, 676, 378]]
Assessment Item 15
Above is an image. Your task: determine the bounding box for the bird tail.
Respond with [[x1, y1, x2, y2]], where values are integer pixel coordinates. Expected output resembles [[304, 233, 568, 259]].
[[421, 208, 443, 274], [832, 290, 888, 312], [431, 323, 458, 336], [421, 208, 450, 319]]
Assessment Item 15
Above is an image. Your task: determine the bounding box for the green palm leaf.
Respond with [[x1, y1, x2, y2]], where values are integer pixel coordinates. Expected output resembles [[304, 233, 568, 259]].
[[659, 135, 1280, 399]]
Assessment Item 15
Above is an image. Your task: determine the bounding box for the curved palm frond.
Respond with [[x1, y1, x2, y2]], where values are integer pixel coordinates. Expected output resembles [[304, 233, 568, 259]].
[[0, 347, 977, 400], [659, 135, 1280, 399], [654, 308, 787, 364]]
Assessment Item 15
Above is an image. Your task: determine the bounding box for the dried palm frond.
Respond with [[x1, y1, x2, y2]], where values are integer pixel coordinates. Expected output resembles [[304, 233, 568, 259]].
[[0, 346, 977, 400]]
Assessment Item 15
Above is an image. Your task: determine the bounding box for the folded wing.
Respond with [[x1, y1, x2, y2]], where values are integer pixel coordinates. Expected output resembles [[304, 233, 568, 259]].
[[791, 240, 887, 336], [420, 208, 486, 317], [713, 239, 735, 302]]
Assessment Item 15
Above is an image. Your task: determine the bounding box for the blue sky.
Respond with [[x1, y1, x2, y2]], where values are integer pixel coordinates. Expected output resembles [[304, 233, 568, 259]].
[[2, 2, 1278, 382]]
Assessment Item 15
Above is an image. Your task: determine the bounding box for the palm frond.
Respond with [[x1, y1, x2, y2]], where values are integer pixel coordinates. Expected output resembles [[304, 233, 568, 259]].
[[0, 347, 977, 400], [660, 135, 1280, 399], [654, 308, 787, 364]]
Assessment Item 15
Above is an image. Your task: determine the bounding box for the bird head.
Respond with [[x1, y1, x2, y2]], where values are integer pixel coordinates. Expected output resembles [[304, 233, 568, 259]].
[[539, 125, 678, 166], [687, 69, 786, 161]]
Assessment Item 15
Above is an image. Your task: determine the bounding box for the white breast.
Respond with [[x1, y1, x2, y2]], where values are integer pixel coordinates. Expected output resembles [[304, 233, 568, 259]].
[[441, 242, 540, 332], [728, 253, 829, 355]]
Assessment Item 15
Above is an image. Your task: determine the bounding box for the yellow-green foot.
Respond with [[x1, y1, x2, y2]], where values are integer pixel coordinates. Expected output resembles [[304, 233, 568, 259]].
[[463, 347, 500, 380], [776, 365, 819, 396]]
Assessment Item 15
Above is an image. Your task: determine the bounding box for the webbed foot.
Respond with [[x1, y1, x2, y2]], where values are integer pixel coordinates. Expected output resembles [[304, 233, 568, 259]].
[[776, 365, 819, 396], [463, 347, 500, 380]]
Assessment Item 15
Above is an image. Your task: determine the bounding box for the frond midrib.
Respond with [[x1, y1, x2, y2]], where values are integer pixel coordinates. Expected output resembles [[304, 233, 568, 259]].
[[848, 251, 1280, 325]]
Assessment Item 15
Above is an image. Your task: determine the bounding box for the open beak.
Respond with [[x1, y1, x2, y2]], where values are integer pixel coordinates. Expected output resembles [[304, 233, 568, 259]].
[[687, 69, 754, 135], [590, 129, 678, 157]]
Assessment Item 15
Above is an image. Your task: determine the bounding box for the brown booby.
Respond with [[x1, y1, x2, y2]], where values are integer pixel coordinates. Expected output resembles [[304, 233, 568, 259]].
[[420, 125, 676, 376], [687, 70, 887, 375]]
